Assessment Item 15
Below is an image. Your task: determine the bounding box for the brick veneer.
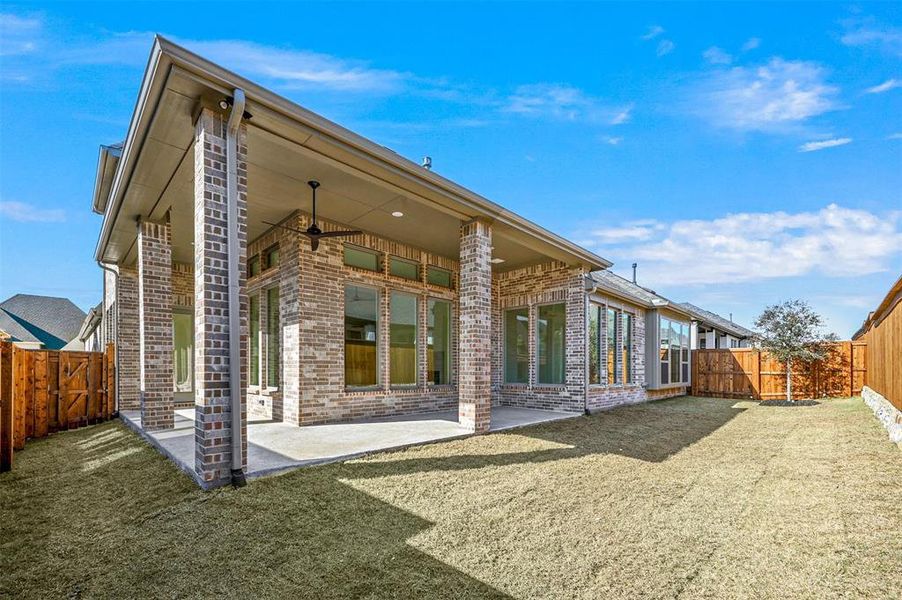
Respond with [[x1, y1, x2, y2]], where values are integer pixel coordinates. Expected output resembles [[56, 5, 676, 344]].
[[116, 266, 140, 411], [458, 219, 493, 433], [137, 219, 174, 430], [193, 109, 248, 485], [492, 261, 588, 413]]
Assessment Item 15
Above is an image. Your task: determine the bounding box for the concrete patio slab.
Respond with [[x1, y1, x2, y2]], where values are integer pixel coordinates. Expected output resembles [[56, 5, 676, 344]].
[[119, 406, 580, 482]]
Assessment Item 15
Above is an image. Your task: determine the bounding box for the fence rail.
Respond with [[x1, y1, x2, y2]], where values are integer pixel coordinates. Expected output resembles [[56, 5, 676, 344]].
[[0, 341, 115, 472], [691, 342, 866, 400]]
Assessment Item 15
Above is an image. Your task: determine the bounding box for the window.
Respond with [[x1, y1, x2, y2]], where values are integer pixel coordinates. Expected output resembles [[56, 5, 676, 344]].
[[250, 295, 260, 386], [504, 307, 529, 383], [588, 304, 601, 385], [607, 307, 619, 384], [266, 287, 280, 387], [389, 256, 419, 281], [537, 303, 566, 384], [344, 245, 382, 272], [622, 312, 632, 384], [264, 245, 280, 269], [390, 292, 418, 385], [427, 299, 451, 384], [660, 317, 690, 385], [345, 285, 379, 387], [426, 266, 452, 288], [248, 255, 261, 278], [173, 312, 193, 392]]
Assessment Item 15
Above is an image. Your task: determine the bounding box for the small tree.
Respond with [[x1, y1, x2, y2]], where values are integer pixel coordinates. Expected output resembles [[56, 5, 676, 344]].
[[754, 300, 838, 402]]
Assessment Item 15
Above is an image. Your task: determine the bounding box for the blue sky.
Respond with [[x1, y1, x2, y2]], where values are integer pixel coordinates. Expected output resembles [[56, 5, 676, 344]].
[[1, 2, 900, 337]]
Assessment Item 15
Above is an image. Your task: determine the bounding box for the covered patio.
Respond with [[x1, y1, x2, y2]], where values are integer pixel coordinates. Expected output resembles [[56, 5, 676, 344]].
[[119, 406, 580, 480]]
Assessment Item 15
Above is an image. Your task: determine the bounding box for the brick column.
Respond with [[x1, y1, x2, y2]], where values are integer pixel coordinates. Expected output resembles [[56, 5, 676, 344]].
[[458, 219, 492, 433], [138, 220, 173, 430], [116, 266, 140, 411], [278, 227, 300, 424], [193, 108, 248, 485]]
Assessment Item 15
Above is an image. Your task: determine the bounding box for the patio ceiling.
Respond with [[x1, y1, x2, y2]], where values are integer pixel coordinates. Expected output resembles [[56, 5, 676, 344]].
[[97, 37, 612, 272]]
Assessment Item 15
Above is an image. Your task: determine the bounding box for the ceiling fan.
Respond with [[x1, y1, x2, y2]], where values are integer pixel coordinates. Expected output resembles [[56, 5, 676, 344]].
[[264, 180, 362, 251]]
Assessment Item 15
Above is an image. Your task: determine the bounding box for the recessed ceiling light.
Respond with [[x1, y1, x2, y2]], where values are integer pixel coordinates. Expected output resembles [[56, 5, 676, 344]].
[[391, 211, 404, 218], [490, 257, 505, 264]]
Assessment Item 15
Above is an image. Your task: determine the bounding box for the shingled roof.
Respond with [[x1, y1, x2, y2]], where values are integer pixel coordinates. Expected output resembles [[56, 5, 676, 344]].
[[586, 270, 693, 319], [0, 294, 87, 349], [676, 302, 755, 339]]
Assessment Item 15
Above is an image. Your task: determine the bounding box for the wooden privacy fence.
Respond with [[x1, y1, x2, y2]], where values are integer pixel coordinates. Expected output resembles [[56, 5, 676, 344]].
[[0, 341, 116, 471], [691, 342, 867, 400]]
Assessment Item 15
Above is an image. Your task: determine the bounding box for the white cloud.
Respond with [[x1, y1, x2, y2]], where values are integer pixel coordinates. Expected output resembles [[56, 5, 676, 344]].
[[601, 136, 623, 146], [584, 204, 902, 285], [504, 84, 631, 124], [742, 37, 761, 52], [641, 25, 665, 41], [0, 12, 42, 56], [798, 137, 852, 152], [864, 78, 901, 94], [689, 58, 840, 132], [703, 46, 733, 65], [0, 200, 65, 223], [656, 40, 675, 57], [841, 17, 902, 57], [887, 132, 902, 140]]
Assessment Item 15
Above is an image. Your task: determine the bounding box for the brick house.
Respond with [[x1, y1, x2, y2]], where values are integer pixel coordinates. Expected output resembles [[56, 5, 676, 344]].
[[92, 38, 688, 487]]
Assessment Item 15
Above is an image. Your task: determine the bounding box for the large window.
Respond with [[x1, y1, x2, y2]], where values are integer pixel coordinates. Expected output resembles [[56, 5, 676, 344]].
[[427, 299, 451, 384], [266, 287, 280, 387], [537, 303, 566, 384], [588, 304, 601, 385], [504, 307, 529, 383], [345, 285, 379, 387], [607, 307, 618, 384], [390, 292, 418, 385], [173, 312, 193, 392], [660, 317, 689, 385], [622, 312, 632, 384], [250, 295, 260, 386]]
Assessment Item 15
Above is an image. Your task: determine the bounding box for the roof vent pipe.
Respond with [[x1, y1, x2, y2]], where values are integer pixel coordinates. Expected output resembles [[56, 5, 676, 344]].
[[632, 262, 638, 284], [422, 156, 432, 170], [226, 89, 247, 487]]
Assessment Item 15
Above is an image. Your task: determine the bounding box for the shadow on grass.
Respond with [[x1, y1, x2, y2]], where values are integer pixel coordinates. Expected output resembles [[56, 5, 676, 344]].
[[1, 396, 745, 598]]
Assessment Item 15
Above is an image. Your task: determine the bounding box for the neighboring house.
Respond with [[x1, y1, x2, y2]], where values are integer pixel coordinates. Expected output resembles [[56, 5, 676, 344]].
[[92, 37, 690, 487], [61, 303, 104, 352], [0, 294, 86, 350], [677, 302, 755, 349]]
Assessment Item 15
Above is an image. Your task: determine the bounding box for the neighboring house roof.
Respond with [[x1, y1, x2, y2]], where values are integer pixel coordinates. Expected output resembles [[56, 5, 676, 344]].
[[586, 270, 693, 318], [60, 338, 86, 351], [77, 303, 103, 342], [0, 294, 87, 350], [676, 302, 756, 339]]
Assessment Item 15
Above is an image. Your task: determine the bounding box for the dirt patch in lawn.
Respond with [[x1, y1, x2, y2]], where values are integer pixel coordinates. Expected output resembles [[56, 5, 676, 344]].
[[759, 399, 821, 407], [2, 396, 900, 599]]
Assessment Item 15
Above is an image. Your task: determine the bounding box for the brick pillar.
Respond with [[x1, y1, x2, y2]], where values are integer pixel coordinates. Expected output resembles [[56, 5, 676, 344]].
[[138, 219, 174, 430], [458, 219, 492, 433], [116, 266, 140, 411], [193, 108, 248, 485], [279, 225, 301, 425]]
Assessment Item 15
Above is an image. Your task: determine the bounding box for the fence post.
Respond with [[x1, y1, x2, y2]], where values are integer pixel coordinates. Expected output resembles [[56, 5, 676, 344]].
[[1, 341, 12, 472]]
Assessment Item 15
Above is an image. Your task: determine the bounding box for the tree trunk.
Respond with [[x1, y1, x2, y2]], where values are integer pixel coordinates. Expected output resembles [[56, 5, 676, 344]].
[[786, 358, 792, 402]]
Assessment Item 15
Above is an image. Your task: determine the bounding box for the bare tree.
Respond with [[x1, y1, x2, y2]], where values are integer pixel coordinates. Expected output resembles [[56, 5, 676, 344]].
[[754, 300, 838, 402]]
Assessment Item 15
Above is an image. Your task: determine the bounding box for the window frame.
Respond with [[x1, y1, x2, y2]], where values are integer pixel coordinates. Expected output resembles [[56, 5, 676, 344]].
[[343, 244, 383, 273], [265, 286, 280, 390], [388, 255, 420, 282], [536, 302, 567, 385], [389, 290, 419, 388], [344, 283, 381, 390], [588, 303, 602, 386], [426, 297, 453, 386], [426, 265, 453, 289], [503, 305, 530, 385]]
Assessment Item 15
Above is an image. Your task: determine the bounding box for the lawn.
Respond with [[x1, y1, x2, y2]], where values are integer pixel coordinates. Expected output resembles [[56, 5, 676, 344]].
[[2, 396, 900, 599]]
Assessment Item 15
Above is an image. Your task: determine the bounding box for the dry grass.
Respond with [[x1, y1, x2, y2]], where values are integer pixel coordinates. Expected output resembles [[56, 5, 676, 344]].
[[1, 396, 900, 599]]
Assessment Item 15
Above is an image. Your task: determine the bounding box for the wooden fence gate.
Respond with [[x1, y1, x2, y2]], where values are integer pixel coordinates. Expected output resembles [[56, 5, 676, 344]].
[[691, 342, 867, 401], [0, 341, 116, 471]]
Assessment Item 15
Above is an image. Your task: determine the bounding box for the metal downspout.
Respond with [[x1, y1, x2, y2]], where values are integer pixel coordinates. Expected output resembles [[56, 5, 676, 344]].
[[97, 261, 120, 414], [226, 89, 247, 485]]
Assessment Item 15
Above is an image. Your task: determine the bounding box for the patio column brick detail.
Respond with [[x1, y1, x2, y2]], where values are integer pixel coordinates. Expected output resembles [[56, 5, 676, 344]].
[[458, 218, 492, 433], [117, 265, 140, 411], [138, 219, 174, 430], [193, 108, 249, 485]]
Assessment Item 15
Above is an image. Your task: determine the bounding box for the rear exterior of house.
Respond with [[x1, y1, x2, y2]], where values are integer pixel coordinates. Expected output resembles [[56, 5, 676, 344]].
[[92, 38, 687, 487]]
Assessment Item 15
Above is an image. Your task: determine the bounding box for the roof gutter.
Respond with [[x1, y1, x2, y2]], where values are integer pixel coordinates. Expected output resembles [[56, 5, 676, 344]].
[[226, 89, 247, 487]]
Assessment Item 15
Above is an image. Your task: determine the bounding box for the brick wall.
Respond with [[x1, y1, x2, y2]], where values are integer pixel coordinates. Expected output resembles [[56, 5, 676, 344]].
[[116, 266, 139, 411], [262, 211, 460, 425], [492, 261, 588, 413], [458, 219, 492, 432]]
